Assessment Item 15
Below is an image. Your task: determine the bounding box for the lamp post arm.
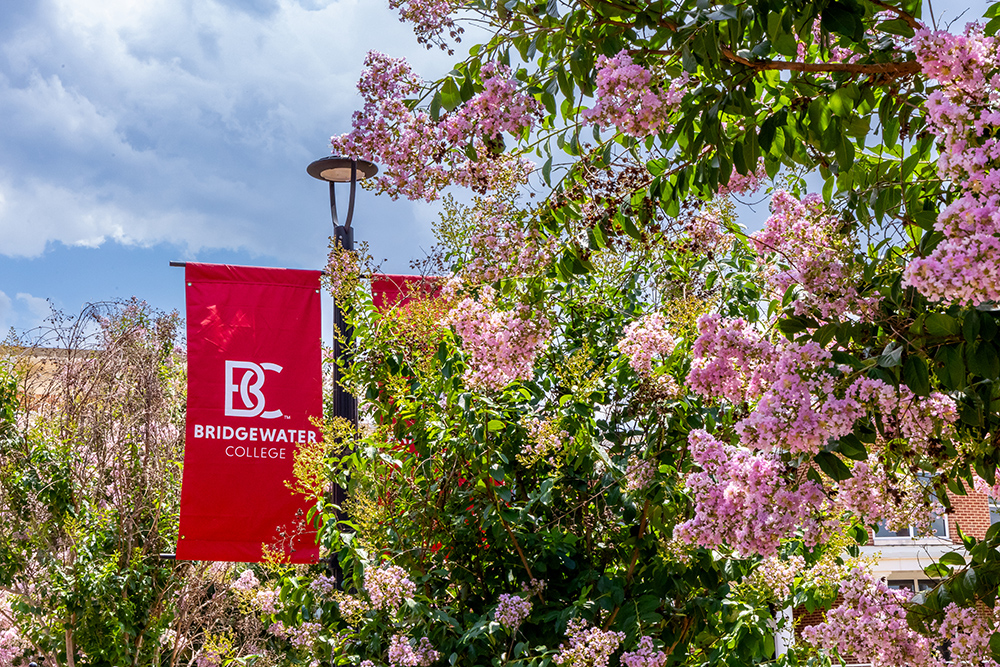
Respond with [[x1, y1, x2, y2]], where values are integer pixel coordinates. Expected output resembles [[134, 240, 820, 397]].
[[328, 159, 360, 230]]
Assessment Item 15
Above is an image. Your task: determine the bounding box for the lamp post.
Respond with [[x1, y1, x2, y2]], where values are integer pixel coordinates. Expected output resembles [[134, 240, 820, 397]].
[[307, 155, 378, 584]]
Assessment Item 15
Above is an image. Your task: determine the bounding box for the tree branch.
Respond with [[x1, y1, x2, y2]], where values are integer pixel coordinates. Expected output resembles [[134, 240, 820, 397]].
[[869, 0, 923, 30], [720, 47, 922, 76]]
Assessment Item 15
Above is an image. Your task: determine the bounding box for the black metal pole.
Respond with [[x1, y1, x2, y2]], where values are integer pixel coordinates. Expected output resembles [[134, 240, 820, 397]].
[[329, 166, 359, 588]]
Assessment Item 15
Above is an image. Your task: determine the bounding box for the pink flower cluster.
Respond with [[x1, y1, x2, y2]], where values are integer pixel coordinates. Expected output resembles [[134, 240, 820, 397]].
[[582, 50, 690, 137], [801, 569, 937, 667], [687, 314, 777, 403], [309, 573, 338, 598], [388, 635, 441, 667], [750, 555, 804, 599], [444, 286, 551, 391], [624, 455, 656, 492], [494, 593, 532, 631], [834, 460, 934, 532], [845, 378, 958, 455], [733, 340, 858, 455], [364, 564, 416, 611], [255, 589, 281, 614], [717, 161, 766, 197], [230, 569, 259, 592], [464, 196, 557, 284], [389, 0, 462, 52], [619, 313, 677, 377], [935, 602, 999, 666], [196, 647, 223, 667], [553, 619, 625, 667], [620, 636, 668, 667], [689, 315, 958, 457], [522, 416, 568, 459], [332, 52, 539, 201], [904, 25, 1000, 304], [287, 622, 322, 649], [683, 208, 727, 249], [673, 430, 830, 556], [751, 190, 878, 319], [688, 316, 856, 455], [0, 594, 24, 666]]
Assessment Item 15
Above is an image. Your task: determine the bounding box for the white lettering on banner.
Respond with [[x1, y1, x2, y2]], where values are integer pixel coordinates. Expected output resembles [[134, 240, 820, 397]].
[[192, 424, 319, 445], [224, 360, 284, 419], [224, 445, 286, 459]]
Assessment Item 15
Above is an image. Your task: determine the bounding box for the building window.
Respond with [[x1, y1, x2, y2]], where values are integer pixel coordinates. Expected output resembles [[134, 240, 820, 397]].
[[990, 498, 1000, 525], [887, 578, 937, 592], [874, 514, 948, 540]]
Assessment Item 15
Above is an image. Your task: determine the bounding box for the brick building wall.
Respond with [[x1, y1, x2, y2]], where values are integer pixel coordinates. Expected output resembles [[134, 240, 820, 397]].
[[948, 490, 992, 541]]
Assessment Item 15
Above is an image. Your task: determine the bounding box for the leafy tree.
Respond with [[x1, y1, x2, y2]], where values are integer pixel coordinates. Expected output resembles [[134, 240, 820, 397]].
[[256, 1, 1000, 666], [0, 302, 276, 666]]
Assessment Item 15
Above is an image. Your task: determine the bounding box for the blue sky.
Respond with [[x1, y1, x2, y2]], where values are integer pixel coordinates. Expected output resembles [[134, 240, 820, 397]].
[[0, 0, 456, 338], [0, 0, 991, 340]]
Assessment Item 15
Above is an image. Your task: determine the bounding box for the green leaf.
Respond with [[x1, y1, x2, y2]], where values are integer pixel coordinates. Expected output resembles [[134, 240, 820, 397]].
[[903, 356, 931, 396], [990, 631, 1000, 656], [778, 315, 819, 335], [833, 434, 868, 461], [926, 313, 960, 337], [878, 342, 903, 368], [969, 342, 1000, 379], [964, 309, 982, 343], [487, 420, 504, 432], [821, 2, 863, 40], [815, 451, 852, 482], [541, 156, 553, 187], [935, 345, 967, 390], [758, 109, 787, 152], [939, 551, 966, 567], [877, 18, 916, 38], [439, 78, 461, 111], [924, 562, 951, 578]]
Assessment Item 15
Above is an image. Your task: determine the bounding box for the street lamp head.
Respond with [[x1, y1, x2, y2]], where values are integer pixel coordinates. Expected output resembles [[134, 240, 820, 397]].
[[307, 155, 379, 241], [307, 156, 378, 183]]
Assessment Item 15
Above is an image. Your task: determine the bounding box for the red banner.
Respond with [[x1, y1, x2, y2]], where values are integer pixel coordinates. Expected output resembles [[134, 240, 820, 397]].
[[371, 274, 443, 310], [177, 263, 322, 563]]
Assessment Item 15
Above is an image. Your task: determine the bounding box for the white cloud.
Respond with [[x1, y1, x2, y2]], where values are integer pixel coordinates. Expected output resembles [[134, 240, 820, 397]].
[[16, 292, 52, 322], [0, 0, 457, 264], [0, 290, 52, 338]]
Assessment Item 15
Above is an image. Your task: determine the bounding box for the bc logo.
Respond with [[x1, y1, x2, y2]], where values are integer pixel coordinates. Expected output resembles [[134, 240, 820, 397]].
[[224, 360, 283, 418]]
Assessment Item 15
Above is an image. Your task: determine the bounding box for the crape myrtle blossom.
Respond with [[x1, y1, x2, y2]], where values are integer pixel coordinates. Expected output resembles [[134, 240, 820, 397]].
[[746, 555, 805, 600], [332, 52, 540, 202], [624, 455, 656, 492], [389, 0, 463, 53], [835, 459, 944, 532], [582, 50, 690, 137], [688, 315, 860, 455], [464, 195, 558, 284], [797, 569, 990, 667], [688, 314, 958, 458], [553, 618, 625, 667], [751, 190, 879, 320], [618, 312, 677, 377], [687, 314, 778, 404], [934, 602, 1000, 666], [716, 161, 766, 197], [521, 415, 568, 461], [673, 429, 832, 557], [0, 592, 25, 665], [230, 569, 259, 592], [620, 636, 669, 667], [364, 564, 417, 610], [443, 285, 551, 391], [904, 25, 1000, 304], [494, 593, 532, 631], [388, 635, 441, 667]]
